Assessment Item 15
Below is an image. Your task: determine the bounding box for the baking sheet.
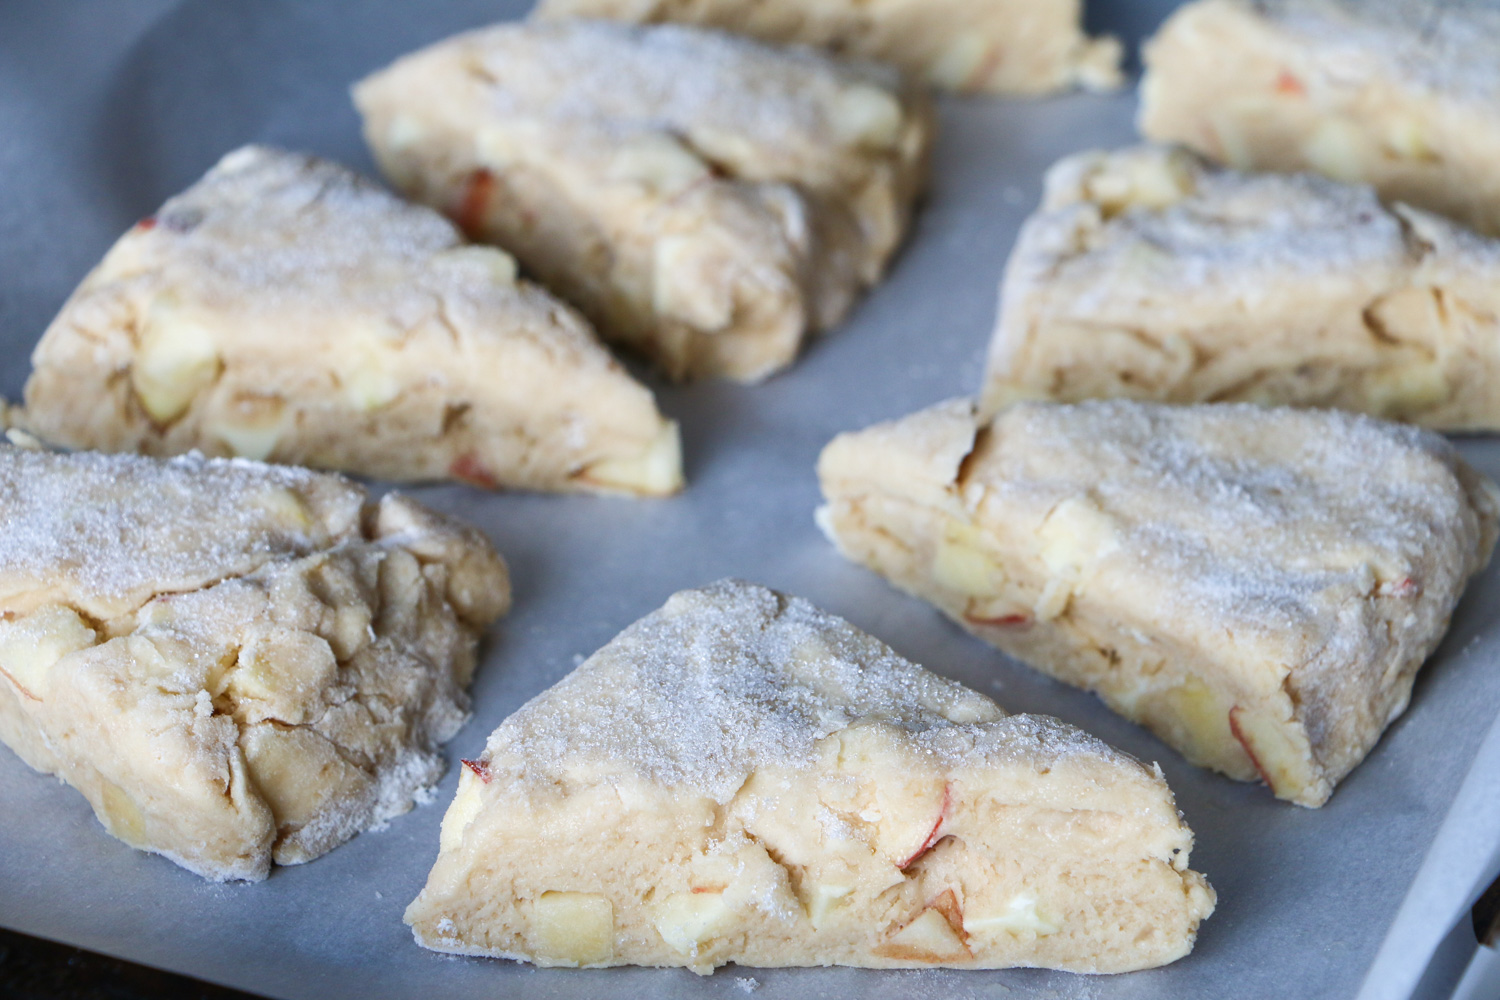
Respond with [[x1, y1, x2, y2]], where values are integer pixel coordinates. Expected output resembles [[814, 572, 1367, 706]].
[[2, 2, 1498, 998]]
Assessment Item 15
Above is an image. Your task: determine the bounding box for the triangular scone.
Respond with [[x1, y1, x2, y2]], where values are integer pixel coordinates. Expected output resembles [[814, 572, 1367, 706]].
[[1139, 0, 1500, 237], [982, 144, 1500, 430], [532, 0, 1121, 95], [22, 146, 681, 496], [406, 580, 1214, 973], [819, 400, 1500, 807], [353, 21, 932, 383], [0, 446, 509, 881]]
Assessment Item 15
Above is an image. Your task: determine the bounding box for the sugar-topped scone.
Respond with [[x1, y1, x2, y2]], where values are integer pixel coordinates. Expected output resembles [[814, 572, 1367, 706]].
[[0, 446, 509, 881], [406, 579, 1214, 973], [1140, 0, 1500, 237], [981, 145, 1500, 430], [22, 146, 681, 496], [532, 0, 1121, 95], [818, 400, 1499, 807], [353, 21, 932, 382]]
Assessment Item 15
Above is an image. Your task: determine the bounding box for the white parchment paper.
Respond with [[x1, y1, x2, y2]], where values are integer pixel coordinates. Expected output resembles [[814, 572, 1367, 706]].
[[0, 2, 1496, 998]]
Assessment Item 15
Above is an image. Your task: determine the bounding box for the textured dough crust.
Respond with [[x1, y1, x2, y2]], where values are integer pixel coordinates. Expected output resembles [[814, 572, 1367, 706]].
[[818, 400, 1499, 807], [407, 580, 1214, 973], [1140, 0, 1500, 237], [982, 144, 1500, 430], [353, 20, 933, 382], [22, 146, 681, 497], [0, 446, 509, 881], [533, 0, 1121, 95]]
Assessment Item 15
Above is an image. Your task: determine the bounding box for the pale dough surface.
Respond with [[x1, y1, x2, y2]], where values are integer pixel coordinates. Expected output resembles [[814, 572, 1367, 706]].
[[23, 146, 681, 497], [1140, 0, 1500, 237], [407, 579, 1214, 973], [983, 144, 1500, 430], [0, 445, 510, 881], [354, 20, 932, 382], [818, 399, 1499, 807], [533, 0, 1121, 95]]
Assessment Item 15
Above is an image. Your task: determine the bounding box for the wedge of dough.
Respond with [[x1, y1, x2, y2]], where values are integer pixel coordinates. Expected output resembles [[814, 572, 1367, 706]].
[[533, 0, 1121, 95], [407, 579, 1214, 973], [818, 400, 1499, 807], [1140, 0, 1500, 237], [981, 144, 1500, 429], [22, 145, 681, 497], [353, 20, 932, 382], [0, 446, 510, 881]]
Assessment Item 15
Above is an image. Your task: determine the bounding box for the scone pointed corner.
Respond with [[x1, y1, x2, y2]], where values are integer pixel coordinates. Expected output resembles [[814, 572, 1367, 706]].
[[816, 397, 1500, 809], [405, 579, 1214, 974]]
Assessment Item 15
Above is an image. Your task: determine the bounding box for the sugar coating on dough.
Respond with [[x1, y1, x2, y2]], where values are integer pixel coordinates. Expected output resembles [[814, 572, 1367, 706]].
[[23, 145, 681, 496], [818, 399, 1499, 807], [983, 144, 1500, 430], [407, 580, 1214, 973], [0, 447, 510, 881], [533, 0, 1122, 95], [1140, 0, 1500, 236], [354, 20, 932, 382]]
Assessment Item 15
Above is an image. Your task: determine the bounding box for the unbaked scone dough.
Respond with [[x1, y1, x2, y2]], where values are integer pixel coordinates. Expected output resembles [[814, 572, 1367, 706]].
[[532, 0, 1121, 95], [353, 20, 932, 382], [982, 144, 1500, 430], [1139, 0, 1500, 237], [22, 146, 681, 497], [818, 399, 1499, 807], [0, 446, 509, 881], [406, 579, 1214, 973]]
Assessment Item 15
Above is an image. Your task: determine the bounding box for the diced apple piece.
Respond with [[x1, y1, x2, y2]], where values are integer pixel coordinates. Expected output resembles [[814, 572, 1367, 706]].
[[835, 725, 948, 868], [576, 421, 684, 496], [1384, 116, 1437, 163], [132, 296, 221, 424], [830, 85, 903, 151], [240, 723, 369, 829], [1138, 675, 1249, 778], [205, 394, 288, 461], [653, 890, 732, 955], [1083, 147, 1197, 216], [533, 891, 614, 966], [1038, 496, 1120, 578], [253, 486, 313, 532], [1229, 705, 1314, 802], [342, 345, 401, 412], [652, 236, 735, 331], [932, 519, 1005, 598], [1367, 361, 1449, 419], [927, 33, 992, 91], [963, 891, 1062, 937], [0, 606, 97, 700], [1302, 118, 1373, 185], [802, 881, 854, 930], [439, 766, 486, 852], [226, 629, 338, 725], [96, 778, 149, 847], [875, 906, 969, 962], [432, 245, 518, 286], [609, 134, 712, 197]]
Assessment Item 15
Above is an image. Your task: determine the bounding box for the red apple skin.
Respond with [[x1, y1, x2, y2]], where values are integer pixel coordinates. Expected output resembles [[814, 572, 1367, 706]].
[[455, 169, 495, 241], [461, 758, 492, 783], [897, 784, 951, 870], [1275, 70, 1305, 97], [450, 453, 499, 490], [1227, 707, 1274, 790], [965, 612, 1032, 628]]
